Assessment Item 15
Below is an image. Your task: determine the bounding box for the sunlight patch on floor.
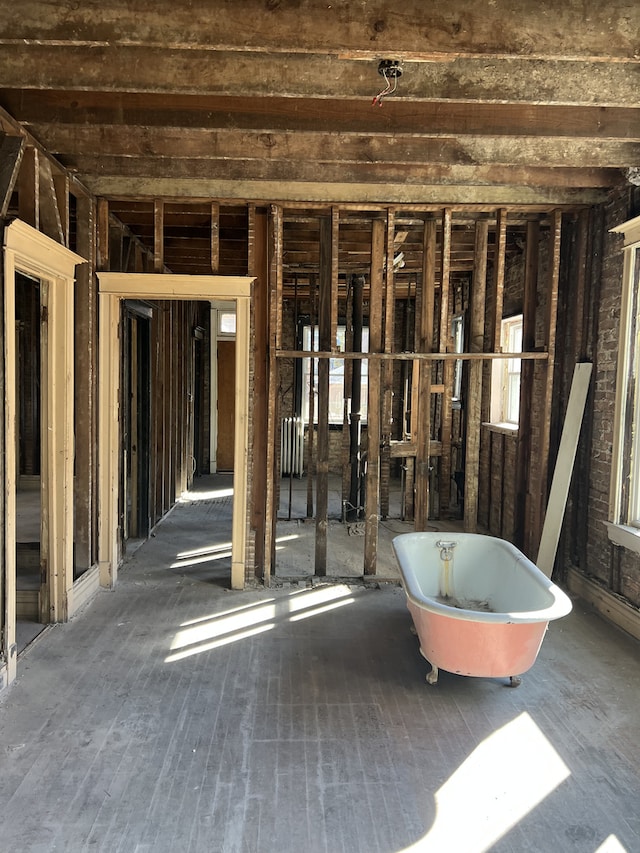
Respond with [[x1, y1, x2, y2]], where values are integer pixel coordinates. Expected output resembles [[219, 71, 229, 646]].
[[165, 584, 354, 663], [595, 836, 629, 852], [287, 584, 354, 621], [400, 712, 570, 853], [178, 486, 234, 502], [171, 534, 301, 571]]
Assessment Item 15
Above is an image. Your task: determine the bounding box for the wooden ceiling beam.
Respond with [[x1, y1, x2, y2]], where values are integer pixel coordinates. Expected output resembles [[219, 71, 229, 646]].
[[85, 175, 607, 206], [57, 153, 623, 190], [0, 48, 638, 106], [42, 125, 638, 168], [3, 1, 638, 60], [4, 91, 640, 139]]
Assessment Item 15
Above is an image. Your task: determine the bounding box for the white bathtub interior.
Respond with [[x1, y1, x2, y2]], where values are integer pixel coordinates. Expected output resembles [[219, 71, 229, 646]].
[[393, 533, 569, 620]]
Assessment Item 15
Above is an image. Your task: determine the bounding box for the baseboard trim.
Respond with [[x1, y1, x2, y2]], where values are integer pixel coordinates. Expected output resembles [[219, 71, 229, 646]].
[[69, 564, 100, 617], [567, 567, 640, 642]]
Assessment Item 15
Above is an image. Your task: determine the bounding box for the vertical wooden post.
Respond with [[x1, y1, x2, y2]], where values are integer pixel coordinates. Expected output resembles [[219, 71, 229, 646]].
[[211, 201, 220, 273], [364, 218, 385, 575], [153, 200, 164, 273], [516, 219, 539, 552], [249, 205, 268, 579], [490, 209, 507, 354], [341, 273, 354, 512], [153, 306, 164, 525], [380, 209, 395, 520], [568, 208, 593, 572], [439, 209, 453, 513], [306, 275, 317, 519], [74, 194, 97, 570], [480, 209, 507, 531], [315, 212, 337, 576], [263, 204, 283, 585], [464, 220, 488, 531], [347, 275, 365, 522], [533, 209, 562, 552], [415, 217, 436, 530], [97, 198, 109, 271]]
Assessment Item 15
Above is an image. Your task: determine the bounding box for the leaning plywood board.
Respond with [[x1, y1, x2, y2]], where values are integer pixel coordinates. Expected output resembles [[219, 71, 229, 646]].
[[536, 362, 592, 577]]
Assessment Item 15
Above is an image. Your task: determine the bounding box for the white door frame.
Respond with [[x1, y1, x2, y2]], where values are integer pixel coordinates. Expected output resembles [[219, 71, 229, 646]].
[[3, 220, 83, 687], [97, 273, 253, 591]]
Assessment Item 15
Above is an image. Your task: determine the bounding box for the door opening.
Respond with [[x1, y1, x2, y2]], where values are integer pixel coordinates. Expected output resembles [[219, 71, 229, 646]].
[[15, 272, 47, 649], [97, 274, 252, 591], [121, 303, 152, 553], [216, 340, 236, 472]]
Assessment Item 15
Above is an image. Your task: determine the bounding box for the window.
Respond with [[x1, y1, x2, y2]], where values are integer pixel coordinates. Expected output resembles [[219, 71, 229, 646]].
[[218, 311, 236, 336], [452, 314, 464, 406], [301, 325, 369, 425], [490, 314, 523, 426], [608, 216, 640, 545]]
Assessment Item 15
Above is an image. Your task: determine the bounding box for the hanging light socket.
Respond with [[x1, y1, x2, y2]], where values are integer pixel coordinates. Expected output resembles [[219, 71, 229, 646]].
[[372, 59, 403, 106]]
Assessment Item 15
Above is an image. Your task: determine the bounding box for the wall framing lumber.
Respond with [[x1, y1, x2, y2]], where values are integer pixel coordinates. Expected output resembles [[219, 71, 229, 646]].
[[534, 209, 562, 549], [210, 201, 220, 273], [249, 206, 268, 577], [439, 209, 454, 513], [364, 218, 385, 575], [315, 214, 334, 576], [263, 205, 283, 585], [0, 133, 24, 219], [380, 208, 396, 520], [74, 194, 97, 572], [414, 217, 436, 530], [153, 199, 164, 272], [464, 219, 488, 531], [516, 219, 540, 554]]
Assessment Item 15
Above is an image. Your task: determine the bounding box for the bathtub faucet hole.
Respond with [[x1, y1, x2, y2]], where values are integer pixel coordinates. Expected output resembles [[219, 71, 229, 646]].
[[435, 540, 457, 561]]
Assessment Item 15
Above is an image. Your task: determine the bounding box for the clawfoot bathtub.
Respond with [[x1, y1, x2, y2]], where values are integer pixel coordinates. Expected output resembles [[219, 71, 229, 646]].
[[392, 532, 572, 686]]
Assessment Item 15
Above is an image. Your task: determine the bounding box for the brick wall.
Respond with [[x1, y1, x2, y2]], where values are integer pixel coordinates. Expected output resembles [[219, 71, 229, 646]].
[[560, 188, 640, 608]]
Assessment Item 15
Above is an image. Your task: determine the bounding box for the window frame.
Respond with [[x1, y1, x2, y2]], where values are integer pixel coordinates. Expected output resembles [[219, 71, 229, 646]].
[[489, 313, 523, 428], [609, 216, 640, 539]]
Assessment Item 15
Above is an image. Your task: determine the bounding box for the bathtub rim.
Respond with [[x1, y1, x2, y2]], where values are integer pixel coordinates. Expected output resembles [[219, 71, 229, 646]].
[[392, 532, 573, 625]]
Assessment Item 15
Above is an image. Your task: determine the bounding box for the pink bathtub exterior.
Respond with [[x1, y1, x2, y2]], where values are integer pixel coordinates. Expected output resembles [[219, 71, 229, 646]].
[[393, 532, 573, 680], [406, 600, 548, 678]]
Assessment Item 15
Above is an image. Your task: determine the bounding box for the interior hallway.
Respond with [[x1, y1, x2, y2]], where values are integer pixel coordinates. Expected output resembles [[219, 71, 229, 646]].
[[1, 477, 639, 853]]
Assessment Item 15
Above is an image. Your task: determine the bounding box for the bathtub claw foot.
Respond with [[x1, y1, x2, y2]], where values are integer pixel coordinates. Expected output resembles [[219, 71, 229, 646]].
[[426, 665, 439, 685], [509, 675, 522, 688]]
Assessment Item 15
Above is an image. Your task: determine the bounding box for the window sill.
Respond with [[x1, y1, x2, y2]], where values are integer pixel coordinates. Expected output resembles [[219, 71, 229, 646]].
[[482, 422, 519, 436], [605, 522, 640, 555]]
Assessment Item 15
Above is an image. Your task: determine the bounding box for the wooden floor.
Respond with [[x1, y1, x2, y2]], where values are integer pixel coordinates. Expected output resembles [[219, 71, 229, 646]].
[[1, 476, 639, 852]]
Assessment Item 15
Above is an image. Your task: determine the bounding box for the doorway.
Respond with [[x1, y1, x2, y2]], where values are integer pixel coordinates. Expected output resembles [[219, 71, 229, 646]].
[[3, 220, 82, 689], [121, 303, 152, 552], [97, 273, 253, 591], [15, 272, 46, 646], [216, 340, 236, 472]]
